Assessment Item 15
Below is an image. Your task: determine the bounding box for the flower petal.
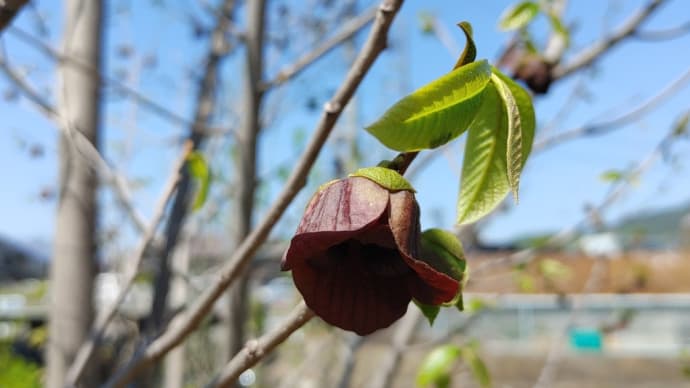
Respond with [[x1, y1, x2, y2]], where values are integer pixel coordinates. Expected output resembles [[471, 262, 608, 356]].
[[388, 191, 459, 304], [291, 243, 411, 335], [282, 177, 389, 270]]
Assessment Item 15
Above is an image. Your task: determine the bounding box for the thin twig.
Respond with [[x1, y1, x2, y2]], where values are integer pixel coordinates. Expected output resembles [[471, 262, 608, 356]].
[[367, 307, 422, 388], [534, 65, 690, 151], [262, 5, 377, 90], [205, 301, 316, 388], [6, 25, 231, 137], [634, 20, 690, 40], [473, 126, 677, 278], [103, 2, 404, 386], [0, 57, 148, 233], [64, 142, 193, 387], [552, 0, 667, 80], [0, 0, 28, 32]]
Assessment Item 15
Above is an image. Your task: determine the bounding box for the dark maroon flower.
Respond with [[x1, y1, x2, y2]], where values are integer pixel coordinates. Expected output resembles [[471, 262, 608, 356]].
[[282, 176, 459, 335]]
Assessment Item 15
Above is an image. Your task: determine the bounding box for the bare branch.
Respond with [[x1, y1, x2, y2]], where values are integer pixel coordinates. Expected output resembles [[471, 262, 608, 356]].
[[0, 0, 28, 32], [535, 65, 690, 151], [634, 20, 690, 41], [552, 0, 667, 80], [6, 26, 231, 137], [64, 142, 193, 387], [367, 307, 422, 388], [205, 301, 315, 387], [0, 57, 148, 233], [262, 5, 377, 90], [103, 1, 405, 386]]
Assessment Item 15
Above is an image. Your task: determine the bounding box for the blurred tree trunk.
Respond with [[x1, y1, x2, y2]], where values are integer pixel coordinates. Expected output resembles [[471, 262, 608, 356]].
[[223, 0, 266, 369], [46, 1, 103, 387]]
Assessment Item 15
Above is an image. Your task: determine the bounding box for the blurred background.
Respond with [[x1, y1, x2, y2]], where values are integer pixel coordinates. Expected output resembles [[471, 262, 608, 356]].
[[1, 0, 689, 387]]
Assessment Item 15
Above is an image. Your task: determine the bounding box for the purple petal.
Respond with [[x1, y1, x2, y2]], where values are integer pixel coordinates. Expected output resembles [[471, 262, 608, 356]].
[[282, 177, 389, 270], [388, 191, 459, 304], [291, 242, 411, 335]]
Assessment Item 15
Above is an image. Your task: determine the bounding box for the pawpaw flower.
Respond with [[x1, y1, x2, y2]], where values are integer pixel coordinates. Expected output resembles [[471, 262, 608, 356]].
[[281, 173, 459, 335]]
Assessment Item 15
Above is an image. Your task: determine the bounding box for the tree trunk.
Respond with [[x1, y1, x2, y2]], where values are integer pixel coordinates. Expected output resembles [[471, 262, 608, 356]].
[[223, 0, 266, 369], [46, 1, 103, 387]]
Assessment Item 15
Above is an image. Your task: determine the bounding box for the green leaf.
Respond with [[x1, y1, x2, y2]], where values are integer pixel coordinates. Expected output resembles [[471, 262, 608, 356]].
[[420, 229, 467, 280], [456, 68, 535, 225], [456, 82, 509, 225], [453, 21, 476, 69], [416, 345, 462, 388], [499, 1, 539, 31], [492, 68, 536, 167], [547, 12, 569, 46], [366, 60, 492, 152], [461, 342, 491, 388], [187, 151, 211, 210], [414, 299, 441, 326], [350, 166, 415, 192], [600, 170, 623, 182], [491, 73, 523, 202]]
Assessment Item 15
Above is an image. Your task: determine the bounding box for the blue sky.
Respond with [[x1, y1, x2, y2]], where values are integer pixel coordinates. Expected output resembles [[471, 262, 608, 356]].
[[1, 0, 689, 252]]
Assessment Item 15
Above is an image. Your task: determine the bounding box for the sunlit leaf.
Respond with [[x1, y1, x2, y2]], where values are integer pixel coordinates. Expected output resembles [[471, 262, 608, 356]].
[[493, 68, 536, 165], [187, 151, 211, 210], [453, 21, 476, 69], [499, 1, 539, 31], [350, 166, 415, 192], [366, 60, 492, 152], [548, 12, 569, 46], [491, 73, 523, 202], [456, 82, 509, 224], [416, 345, 461, 388]]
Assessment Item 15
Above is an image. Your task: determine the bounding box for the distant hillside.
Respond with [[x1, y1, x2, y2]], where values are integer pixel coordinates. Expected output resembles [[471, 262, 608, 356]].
[[509, 202, 690, 250], [612, 202, 690, 248]]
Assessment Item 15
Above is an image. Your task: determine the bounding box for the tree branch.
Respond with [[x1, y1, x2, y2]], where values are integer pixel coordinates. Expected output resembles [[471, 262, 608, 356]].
[[205, 301, 315, 388], [633, 19, 690, 41], [0, 57, 148, 233], [552, 0, 667, 80], [0, 0, 28, 33], [64, 141, 193, 387], [103, 1, 404, 386], [534, 65, 690, 151], [262, 5, 377, 90], [5, 26, 232, 138]]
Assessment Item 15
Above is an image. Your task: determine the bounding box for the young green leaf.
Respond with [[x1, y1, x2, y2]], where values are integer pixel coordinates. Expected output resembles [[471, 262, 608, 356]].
[[366, 60, 492, 152], [416, 345, 462, 388], [456, 82, 509, 225], [421, 229, 467, 281], [187, 151, 211, 210], [349, 166, 415, 192], [491, 73, 523, 202], [461, 343, 491, 388], [492, 69, 535, 163], [456, 69, 534, 225], [453, 21, 476, 69], [499, 1, 539, 31], [414, 299, 441, 326]]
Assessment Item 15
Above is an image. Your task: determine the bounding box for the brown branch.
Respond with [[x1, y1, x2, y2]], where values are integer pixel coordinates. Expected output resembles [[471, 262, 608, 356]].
[[0, 0, 28, 32], [5, 26, 232, 138], [534, 65, 690, 151], [0, 57, 148, 233], [64, 142, 193, 387], [103, 1, 404, 386], [205, 301, 315, 388], [262, 5, 377, 90], [552, 0, 667, 80]]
